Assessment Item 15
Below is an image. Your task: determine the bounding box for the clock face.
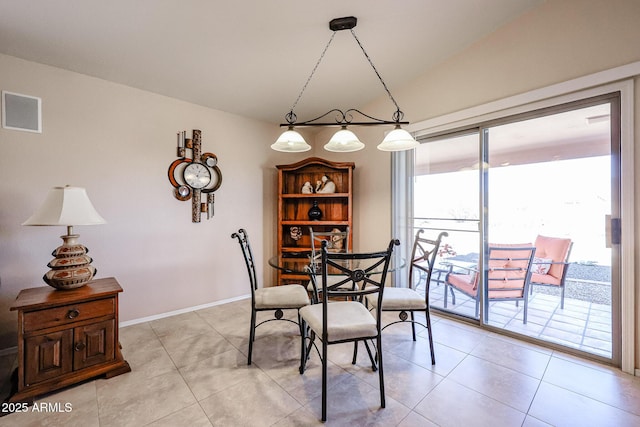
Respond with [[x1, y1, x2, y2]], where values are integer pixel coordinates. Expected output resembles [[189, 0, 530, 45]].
[[204, 154, 218, 167], [183, 163, 211, 189]]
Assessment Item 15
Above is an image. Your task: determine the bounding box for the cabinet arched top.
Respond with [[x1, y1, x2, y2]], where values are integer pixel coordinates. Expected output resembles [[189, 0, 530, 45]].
[[276, 157, 355, 171]]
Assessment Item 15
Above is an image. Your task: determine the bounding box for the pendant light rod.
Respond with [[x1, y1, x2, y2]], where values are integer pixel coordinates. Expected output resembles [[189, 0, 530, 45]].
[[281, 108, 408, 128]]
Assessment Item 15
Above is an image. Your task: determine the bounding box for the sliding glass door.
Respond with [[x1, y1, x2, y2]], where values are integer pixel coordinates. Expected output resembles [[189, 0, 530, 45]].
[[412, 95, 620, 361]]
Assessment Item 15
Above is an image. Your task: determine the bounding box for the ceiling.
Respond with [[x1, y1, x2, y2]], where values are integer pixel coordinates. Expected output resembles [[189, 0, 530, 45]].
[[0, 0, 544, 125], [416, 104, 612, 174]]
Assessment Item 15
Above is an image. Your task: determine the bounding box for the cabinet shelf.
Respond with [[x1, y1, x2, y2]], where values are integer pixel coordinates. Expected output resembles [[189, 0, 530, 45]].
[[282, 247, 312, 253], [281, 193, 350, 199], [282, 220, 350, 226]]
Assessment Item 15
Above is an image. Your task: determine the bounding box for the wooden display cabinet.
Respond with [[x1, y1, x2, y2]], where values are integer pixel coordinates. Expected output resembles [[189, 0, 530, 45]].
[[8, 277, 131, 404], [276, 157, 354, 285]]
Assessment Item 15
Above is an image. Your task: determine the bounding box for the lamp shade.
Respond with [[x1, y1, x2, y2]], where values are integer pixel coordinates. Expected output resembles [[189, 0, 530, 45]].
[[271, 128, 311, 152], [324, 128, 365, 152], [377, 126, 419, 151], [23, 186, 106, 226]]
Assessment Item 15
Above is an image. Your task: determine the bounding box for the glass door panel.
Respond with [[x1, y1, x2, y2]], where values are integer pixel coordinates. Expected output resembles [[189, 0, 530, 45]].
[[414, 132, 481, 319], [484, 103, 614, 358]]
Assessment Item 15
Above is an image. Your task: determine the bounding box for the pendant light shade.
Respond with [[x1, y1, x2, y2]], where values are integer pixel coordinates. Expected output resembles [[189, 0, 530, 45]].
[[271, 128, 311, 152], [324, 128, 365, 152], [377, 126, 419, 151]]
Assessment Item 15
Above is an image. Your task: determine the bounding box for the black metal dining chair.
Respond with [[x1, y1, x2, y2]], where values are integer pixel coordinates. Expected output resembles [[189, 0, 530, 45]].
[[231, 228, 310, 365], [366, 229, 447, 365], [299, 238, 399, 422], [307, 226, 350, 303]]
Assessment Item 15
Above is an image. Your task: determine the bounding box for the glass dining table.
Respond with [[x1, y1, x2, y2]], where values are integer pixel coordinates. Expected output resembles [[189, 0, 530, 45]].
[[268, 253, 405, 276]]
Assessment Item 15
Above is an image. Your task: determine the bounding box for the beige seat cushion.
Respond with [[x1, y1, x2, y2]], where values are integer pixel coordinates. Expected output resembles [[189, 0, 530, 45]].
[[254, 284, 310, 309], [299, 301, 377, 343], [367, 287, 426, 310]]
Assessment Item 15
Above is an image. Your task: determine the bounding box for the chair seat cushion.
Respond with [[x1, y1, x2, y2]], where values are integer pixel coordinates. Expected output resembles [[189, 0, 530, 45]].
[[299, 301, 377, 343], [531, 272, 562, 286], [367, 287, 426, 310], [447, 273, 478, 297], [255, 284, 310, 309], [488, 289, 525, 298]]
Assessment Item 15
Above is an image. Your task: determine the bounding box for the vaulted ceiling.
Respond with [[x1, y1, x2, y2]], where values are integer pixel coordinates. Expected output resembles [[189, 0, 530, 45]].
[[0, 0, 544, 124]]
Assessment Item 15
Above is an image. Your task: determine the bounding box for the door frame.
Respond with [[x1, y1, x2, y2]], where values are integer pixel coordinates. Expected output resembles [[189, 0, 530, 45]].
[[402, 66, 636, 373]]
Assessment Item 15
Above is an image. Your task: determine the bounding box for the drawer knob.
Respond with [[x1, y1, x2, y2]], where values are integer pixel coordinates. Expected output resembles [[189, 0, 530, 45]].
[[74, 342, 86, 352], [67, 309, 80, 319]]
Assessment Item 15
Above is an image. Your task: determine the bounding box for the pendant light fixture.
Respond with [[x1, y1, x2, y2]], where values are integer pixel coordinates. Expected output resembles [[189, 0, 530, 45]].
[[272, 16, 418, 153], [270, 126, 311, 152]]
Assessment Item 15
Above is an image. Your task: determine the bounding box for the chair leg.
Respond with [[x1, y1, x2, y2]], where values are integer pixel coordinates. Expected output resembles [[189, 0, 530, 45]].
[[377, 334, 386, 409], [299, 315, 306, 374], [248, 308, 256, 365], [444, 283, 449, 308], [560, 285, 565, 309], [363, 340, 377, 371], [305, 330, 316, 363], [351, 341, 358, 365], [425, 309, 436, 365], [321, 339, 328, 422], [410, 311, 417, 341], [523, 297, 528, 324]]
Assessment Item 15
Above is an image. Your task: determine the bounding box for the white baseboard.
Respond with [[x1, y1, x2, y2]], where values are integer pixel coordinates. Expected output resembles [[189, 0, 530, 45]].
[[0, 295, 251, 354], [118, 294, 250, 327]]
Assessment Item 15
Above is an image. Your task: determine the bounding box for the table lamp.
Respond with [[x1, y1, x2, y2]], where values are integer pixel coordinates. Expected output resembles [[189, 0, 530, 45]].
[[22, 186, 106, 290]]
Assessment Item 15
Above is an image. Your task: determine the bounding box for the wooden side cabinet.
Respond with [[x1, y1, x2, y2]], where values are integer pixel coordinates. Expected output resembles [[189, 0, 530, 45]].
[[276, 157, 355, 285], [8, 277, 131, 403]]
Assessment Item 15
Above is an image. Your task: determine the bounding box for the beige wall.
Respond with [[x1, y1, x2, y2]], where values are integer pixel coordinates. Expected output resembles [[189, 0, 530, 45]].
[[0, 53, 299, 350]]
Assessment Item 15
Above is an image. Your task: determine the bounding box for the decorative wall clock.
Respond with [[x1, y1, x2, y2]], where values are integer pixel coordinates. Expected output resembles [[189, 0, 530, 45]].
[[167, 129, 222, 222]]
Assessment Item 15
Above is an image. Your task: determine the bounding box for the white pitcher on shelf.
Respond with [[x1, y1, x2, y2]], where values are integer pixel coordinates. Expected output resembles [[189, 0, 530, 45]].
[[316, 175, 336, 193]]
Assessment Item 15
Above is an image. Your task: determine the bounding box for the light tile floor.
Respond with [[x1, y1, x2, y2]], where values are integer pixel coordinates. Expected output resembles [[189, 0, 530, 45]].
[[429, 284, 613, 359], [1, 298, 639, 426]]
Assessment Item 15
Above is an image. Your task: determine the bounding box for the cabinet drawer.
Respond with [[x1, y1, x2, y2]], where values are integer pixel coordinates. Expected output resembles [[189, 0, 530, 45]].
[[23, 298, 115, 332]]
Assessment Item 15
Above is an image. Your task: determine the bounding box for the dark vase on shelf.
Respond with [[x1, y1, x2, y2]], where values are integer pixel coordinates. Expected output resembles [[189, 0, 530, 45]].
[[308, 200, 323, 221]]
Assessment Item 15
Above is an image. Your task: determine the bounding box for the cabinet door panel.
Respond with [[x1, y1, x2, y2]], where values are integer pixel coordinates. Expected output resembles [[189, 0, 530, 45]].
[[73, 319, 115, 370], [25, 330, 73, 386]]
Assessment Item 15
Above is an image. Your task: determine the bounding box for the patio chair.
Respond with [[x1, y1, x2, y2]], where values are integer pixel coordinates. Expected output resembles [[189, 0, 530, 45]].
[[231, 228, 310, 365], [365, 229, 447, 365], [300, 239, 398, 422], [529, 235, 573, 309], [307, 226, 350, 302], [444, 244, 536, 323]]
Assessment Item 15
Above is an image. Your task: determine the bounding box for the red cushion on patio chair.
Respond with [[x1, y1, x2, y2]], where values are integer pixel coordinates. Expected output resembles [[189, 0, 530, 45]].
[[530, 235, 573, 309], [531, 235, 572, 286]]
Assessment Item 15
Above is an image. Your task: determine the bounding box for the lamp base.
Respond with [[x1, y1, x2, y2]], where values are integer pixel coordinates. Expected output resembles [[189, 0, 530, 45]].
[[43, 234, 97, 290]]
